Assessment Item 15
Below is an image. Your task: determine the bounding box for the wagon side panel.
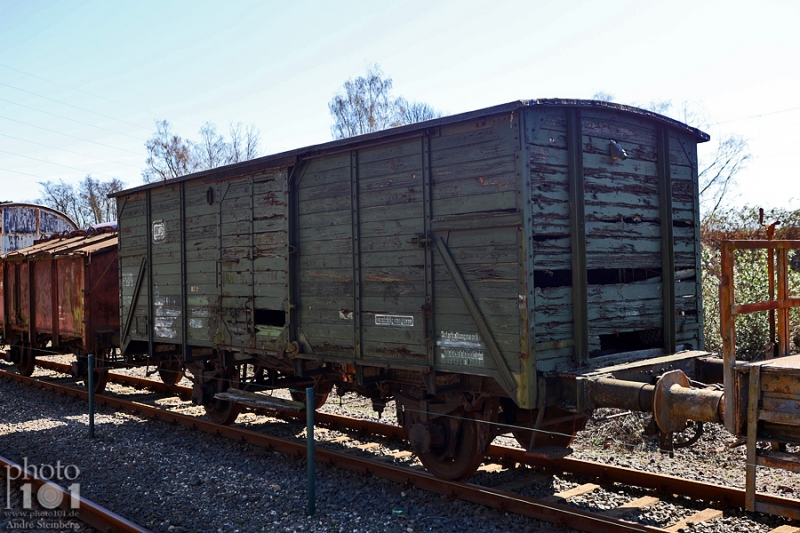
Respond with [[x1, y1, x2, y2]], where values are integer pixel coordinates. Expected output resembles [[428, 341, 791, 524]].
[[296, 153, 356, 356], [118, 191, 150, 352], [149, 184, 184, 343], [430, 113, 524, 379], [33, 260, 53, 336]]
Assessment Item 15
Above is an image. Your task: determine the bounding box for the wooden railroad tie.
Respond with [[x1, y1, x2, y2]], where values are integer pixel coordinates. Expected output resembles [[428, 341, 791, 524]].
[[666, 508, 723, 532]]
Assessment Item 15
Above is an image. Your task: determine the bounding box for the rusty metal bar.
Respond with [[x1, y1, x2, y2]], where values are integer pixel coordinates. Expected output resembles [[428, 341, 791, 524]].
[[587, 377, 655, 412], [719, 241, 736, 432], [0, 454, 150, 533], [768, 246, 775, 358], [724, 239, 800, 250], [734, 299, 800, 314], [777, 248, 790, 357]]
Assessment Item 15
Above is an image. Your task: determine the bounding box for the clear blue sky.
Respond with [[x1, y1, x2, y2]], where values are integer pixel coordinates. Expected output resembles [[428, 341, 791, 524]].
[[1, 0, 798, 212]]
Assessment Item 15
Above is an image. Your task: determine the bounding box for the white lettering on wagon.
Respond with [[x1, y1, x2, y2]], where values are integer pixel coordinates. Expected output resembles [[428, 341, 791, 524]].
[[437, 331, 485, 366], [375, 314, 414, 327]]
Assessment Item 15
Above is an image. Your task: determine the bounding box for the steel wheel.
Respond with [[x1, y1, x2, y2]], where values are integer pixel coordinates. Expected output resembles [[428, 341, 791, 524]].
[[407, 411, 485, 481], [81, 349, 109, 394], [15, 343, 35, 377], [290, 379, 333, 410], [88, 367, 108, 394], [157, 358, 183, 386], [204, 372, 240, 425]]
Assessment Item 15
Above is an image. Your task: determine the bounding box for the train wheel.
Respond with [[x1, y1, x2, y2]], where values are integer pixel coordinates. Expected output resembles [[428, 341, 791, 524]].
[[511, 407, 588, 450], [290, 379, 333, 410], [89, 368, 108, 394], [157, 358, 183, 386], [81, 350, 109, 394], [15, 343, 36, 377], [204, 371, 240, 425], [410, 410, 485, 481]]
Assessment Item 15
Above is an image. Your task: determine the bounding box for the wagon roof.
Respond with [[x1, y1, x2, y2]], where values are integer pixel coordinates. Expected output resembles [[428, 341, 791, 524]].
[[0, 229, 118, 260], [113, 98, 710, 197]]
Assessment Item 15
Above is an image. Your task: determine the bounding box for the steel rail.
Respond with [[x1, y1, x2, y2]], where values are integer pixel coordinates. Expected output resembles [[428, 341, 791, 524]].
[[28, 360, 800, 514], [0, 454, 151, 533], [2, 368, 671, 533]]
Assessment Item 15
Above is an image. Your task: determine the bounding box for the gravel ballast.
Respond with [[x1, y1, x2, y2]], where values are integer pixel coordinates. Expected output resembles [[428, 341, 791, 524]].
[[1, 360, 798, 533]]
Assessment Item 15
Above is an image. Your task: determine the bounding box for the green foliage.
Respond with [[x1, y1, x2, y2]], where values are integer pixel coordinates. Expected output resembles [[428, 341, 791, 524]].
[[701, 206, 800, 360]]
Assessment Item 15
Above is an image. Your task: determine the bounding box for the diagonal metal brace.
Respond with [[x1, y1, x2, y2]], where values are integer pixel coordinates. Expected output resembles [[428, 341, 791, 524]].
[[432, 235, 518, 397], [121, 256, 147, 349]]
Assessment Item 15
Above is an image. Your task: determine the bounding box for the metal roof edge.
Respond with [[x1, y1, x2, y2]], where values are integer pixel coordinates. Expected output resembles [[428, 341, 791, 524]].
[[112, 99, 709, 197]]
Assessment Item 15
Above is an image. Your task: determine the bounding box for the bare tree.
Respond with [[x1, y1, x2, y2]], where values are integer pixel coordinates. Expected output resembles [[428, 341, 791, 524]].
[[38, 179, 82, 226], [228, 122, 261, 163], [698, 135, 750, 218], [329, 64, 442, 139], [80, 176, 125, 225], [142, 120, 197, 183], [396, 99, 443, 124], [143, 120, 261, 182], [38, 175, 125, 228], [195, 122, 228, 170]]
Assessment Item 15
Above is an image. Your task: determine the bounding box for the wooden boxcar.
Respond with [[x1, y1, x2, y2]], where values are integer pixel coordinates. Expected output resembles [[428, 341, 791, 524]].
[[113, 99, 710, 479], [0, 228, 119, 386]]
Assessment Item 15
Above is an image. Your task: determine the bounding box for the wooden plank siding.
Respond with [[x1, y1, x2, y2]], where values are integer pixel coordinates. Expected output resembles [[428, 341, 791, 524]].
[[114, 100, 706, 405], [430, 114, 523, 375], [525, 107, 703, 370]]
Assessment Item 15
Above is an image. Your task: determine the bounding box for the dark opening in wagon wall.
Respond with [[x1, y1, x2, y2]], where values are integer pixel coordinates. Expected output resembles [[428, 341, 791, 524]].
[[526, 106, 703, 371]]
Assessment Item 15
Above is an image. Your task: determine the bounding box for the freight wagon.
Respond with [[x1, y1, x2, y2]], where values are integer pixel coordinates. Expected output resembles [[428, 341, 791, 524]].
[[111, 99, 720, 480], [0, 227, 118, 387]]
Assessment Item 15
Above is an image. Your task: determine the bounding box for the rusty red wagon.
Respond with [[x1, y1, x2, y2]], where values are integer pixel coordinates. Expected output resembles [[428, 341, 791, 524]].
[[0, 227, 119, 389]]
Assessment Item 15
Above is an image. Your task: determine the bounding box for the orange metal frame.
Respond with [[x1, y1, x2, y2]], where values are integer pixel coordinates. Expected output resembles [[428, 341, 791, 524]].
[[719, 239, 800, 432]]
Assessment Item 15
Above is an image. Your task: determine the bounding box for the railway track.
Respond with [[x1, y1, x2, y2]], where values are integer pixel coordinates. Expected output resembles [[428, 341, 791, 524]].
[[0, 453, 150, 533], [3, 361, 799, 533]]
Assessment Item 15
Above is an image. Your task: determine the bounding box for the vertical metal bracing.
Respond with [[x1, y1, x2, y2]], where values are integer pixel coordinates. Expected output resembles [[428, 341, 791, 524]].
[[720, 241, 735, 432], [745, 364, 761, 512], [566, 109, 588, 365], [27, 259, 35, 347], [82, 256, 90, 351], [146, 189, 154, 359], [776, 247, 790, 357], [50, 260, 58, 349], [657, 127, 677, 354], [180, 183, 188, 361], [519, 112, 536, 408], [2, 263, 7, 340], [690, 137, 705, 350], [249, 176, 256, 338], [422, 135, 435, 375], [287, 166, 300, 345], [350, 152, 363, 364]]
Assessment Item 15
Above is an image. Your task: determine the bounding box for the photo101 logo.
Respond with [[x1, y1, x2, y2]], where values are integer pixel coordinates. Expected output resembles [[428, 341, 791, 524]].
[[5, 458, 81, 511]]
